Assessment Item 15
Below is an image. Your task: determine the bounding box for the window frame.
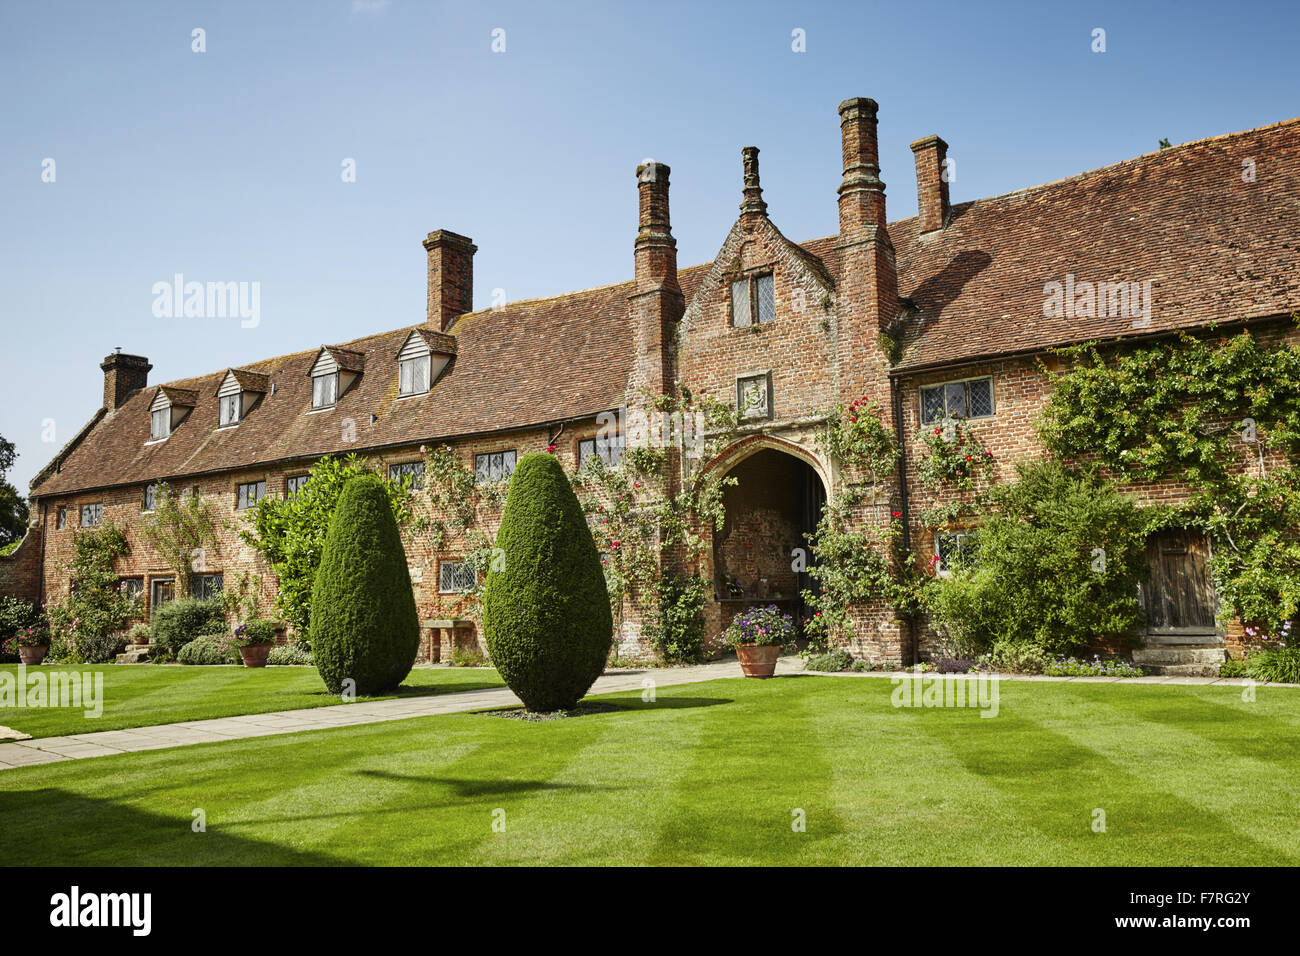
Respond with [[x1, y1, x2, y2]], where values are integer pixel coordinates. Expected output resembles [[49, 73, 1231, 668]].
[[119, 577, 144, 603], [474, 450, 518, 483], [934, 532, 974, 577], [920, 375, 995, 424], [284, 474, 310, 499], [190, 572, 224, 601], [150, 576, 176, 610], [219, 393, 241, 427], [311, 372, 339, 410], [236, 480, 266, 511], [142, 483, 159, 513], [388, 460, 426, 489], [56, 506, 67, 530], [80, 503, 103, 527], [149, 408, 170, 441], [398, 354, 432, 397], [438, 559, 477, 595], [729, 272, 776, 328]]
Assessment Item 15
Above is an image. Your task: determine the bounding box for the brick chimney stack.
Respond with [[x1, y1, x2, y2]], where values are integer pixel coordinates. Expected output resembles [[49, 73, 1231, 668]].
[[100, 350, 151, 410], [910, 135, 950, 233], [629, 161, 683, 398], [739, 146, 768, 219], [423, 229, 477, 332], [837, 97, 888, 238]]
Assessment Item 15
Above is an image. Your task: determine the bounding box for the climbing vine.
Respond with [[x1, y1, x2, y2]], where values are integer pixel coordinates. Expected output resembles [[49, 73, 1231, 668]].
[[1038, 323, 1300, 637], [140, 484, 220, 595]]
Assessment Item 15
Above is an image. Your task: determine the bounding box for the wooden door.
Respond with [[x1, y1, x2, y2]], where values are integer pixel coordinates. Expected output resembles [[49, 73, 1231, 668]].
[[1140, 529, 1218, 636]]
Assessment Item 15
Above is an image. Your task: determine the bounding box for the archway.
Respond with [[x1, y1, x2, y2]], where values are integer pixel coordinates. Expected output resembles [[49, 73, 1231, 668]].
[[707, 446, 827, 644]]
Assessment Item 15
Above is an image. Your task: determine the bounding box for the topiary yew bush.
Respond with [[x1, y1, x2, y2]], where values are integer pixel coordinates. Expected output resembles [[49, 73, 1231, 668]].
[[482, 452, 613, 711], [309, 472, 419, 696]]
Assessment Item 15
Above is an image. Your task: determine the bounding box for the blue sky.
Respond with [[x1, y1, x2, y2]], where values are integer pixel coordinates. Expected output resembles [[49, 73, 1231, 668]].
[[2, 0, 1298, 492]]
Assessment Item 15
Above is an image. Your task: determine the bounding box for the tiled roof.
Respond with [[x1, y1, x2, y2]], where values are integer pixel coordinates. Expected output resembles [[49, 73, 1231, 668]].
[[31, 117, 1300, 496], [889, 117, 1300, 370]]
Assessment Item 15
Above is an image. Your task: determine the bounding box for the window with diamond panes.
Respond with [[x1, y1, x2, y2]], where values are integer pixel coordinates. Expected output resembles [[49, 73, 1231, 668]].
[[920, 377, 994, 424], [439, 560, 476, 594], [474, 450, 516, 483]]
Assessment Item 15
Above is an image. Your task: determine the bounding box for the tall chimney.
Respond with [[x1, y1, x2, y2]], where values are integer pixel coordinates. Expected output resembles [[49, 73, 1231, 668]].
[[910, 135, 950, 233], [629, 161, 682, 398], [837, 97, 887, 238], [423, 229, 477, 331], [100, 350, 151, 410], [739, 146, 767, 219]]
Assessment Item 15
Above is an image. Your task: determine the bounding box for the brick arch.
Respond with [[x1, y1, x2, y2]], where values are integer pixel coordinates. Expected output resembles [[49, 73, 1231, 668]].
[[702, 433, 830, 496]]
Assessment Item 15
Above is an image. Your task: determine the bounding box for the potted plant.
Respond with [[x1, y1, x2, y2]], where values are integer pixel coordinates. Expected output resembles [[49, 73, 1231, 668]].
[[15, 625, 52, 665], [725, 604, 794, 678], [228, 618, 280, 668]]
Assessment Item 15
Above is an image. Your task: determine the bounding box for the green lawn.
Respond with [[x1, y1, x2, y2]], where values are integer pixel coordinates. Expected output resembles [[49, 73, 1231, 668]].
[[2, 675, 1297, 865], [0, 664, 504, 739]]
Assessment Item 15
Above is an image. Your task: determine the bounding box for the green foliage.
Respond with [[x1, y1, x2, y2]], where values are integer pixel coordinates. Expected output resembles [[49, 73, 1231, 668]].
[[139, 484, 218, 595], [149, 598, 226, 652], [1218, 657, 1250, 678], [1041, 655, 1145, 677], [1243, 647, 1300, 684], [724, 603, 795, 647], [805, 648, 853, 672], [448, 647, 490, 667], [0, 596, 43, 640], [821, 399, 898, 480], [241, 454, 413, 634], [915, 416, 997, 492], [267, 642, 313, 666], [177, 635, 240, 665], [644, 572, 709, 664], [44, 522, 137, 651], [923, 461, 1150, 657], [309, 473, 420, 696], [0, 434, 29, 547], [232, 617, 280, 646], [1038, 326, 1300, 635], [483, 453, 612, 711]]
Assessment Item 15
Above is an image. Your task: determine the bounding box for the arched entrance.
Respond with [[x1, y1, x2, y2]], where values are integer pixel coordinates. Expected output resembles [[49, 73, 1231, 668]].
[[706, 444, 827, 645]]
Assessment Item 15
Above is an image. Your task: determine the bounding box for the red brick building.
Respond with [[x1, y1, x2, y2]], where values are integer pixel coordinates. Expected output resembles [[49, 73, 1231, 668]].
[[4, 97, 1298, 669]]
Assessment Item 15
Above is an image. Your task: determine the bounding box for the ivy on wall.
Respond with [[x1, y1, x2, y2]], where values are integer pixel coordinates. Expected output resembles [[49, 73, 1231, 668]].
[[1037, 322, 1300, 637]]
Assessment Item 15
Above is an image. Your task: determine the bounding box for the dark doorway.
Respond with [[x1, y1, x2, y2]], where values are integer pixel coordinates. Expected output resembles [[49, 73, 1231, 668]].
[[712, 449, 826, 630], [1140, 528, 1219, 638]]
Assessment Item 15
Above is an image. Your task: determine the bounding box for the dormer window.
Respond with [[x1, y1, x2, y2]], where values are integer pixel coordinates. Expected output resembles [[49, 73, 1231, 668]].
[[216, 369, 268, 427], [395, 329, 456, 398], [150, 408, 170, 440], [730, 273, 775, 327], [312, 373, 338, 409], [147, 386, 197, 443], [219, 393, 240, 426], [308, 347, 364, 412]]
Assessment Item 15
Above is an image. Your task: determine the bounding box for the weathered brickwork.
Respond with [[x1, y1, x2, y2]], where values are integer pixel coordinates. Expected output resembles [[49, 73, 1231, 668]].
[[13, 98, 1299, 668]]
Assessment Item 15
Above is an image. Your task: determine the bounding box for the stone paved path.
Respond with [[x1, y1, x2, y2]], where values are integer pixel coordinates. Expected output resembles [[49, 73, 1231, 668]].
[[0, 659, 1285, 771]]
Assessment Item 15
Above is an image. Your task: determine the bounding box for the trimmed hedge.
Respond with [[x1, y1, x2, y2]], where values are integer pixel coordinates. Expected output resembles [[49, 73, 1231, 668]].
[[150, 598, 226, 651], [268, 642, 313, 666], [177, 635, 240, 665], [482, 452, 612, 711], [309, 473, 419, 695]]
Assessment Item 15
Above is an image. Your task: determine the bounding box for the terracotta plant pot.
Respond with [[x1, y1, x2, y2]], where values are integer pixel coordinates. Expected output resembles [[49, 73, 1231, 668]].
[[17, 644, 49, 666], [238, 642, 273, 668], [736, 643, 781, 678]]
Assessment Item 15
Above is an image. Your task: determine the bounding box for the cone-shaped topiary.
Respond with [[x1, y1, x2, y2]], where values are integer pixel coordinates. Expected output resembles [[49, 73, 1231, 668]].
[[483, 452, 613, 711], [309, 472, 420, 695]]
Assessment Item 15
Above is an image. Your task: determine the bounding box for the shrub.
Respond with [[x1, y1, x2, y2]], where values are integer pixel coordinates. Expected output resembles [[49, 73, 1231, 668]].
[[149, 598, 226, 652], [924, 461, 1149, 657], [1243, 647, 1300, 684], [0, 596, 42, 640], [805, 649, 853, 672], [448, 647, 490, 667], [724, 604, 796, 647], [309, 473, 420, 696], [933, 656, 977, 674], [177, 635, 240, 665], [74, 630, 125, 664], [482, 452, 612, 712], [1042, 655, 1145, 677], [267, 642, 313, 666], [973, 643, 1050, 674], [232, 617, 280, 647], [645, 572, 708, 664], [1218, 658, 1250, 678], [127, 622, 151, 644]]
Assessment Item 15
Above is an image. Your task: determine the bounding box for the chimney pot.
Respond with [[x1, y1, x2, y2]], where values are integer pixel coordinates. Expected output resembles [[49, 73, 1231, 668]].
[[837, 96, 887, 238], [634, 161, 679, 293], [100, 352, 151, 410], [910, 135, 950, 233], [423, 229, 477, 332]]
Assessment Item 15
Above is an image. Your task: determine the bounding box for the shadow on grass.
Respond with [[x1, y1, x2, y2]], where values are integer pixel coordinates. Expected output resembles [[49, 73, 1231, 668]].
[[356, 769, 621, 799], [603, 696, 733, 711], [0, 788, 347, 866], [304, 679, 505, 702]]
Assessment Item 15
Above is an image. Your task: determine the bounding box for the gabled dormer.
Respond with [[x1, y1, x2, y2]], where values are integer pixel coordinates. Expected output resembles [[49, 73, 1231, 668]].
[[307, 346, 365, 411], [394, 328, 456, 397], [147, 386, 197, 442], [216, 368, 270, 427]]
